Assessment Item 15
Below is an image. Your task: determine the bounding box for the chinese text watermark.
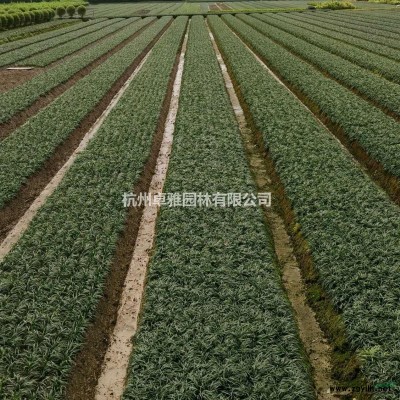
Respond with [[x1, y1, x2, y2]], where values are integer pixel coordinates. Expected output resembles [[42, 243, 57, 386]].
[[122, 192, 271, 208]]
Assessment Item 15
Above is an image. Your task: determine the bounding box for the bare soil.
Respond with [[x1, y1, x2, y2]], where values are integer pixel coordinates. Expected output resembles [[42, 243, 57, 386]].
[[218, 3, 232, 10], [0, 68, 42, 93]]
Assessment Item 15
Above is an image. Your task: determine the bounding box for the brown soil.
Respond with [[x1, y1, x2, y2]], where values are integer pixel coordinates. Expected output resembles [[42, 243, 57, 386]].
[[64, 18, 183, 400], [0, 18, 156, 141], [0, 19, 170, 245], [209, 4, 221, 11], [0, 68, 43, 93], [218, 3, 232, 10], [207, 23, 336, 399]]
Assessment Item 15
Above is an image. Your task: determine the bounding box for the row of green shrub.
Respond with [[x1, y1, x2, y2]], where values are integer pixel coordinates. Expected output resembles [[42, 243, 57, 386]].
[[0, 0, 85, 10], [56, 4, 86, 18], [0, 4, 86, 29], [0, 8, 55, 29]]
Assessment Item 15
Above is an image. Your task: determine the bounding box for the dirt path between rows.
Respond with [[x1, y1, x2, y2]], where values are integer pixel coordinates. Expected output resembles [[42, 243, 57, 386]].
[[94, 21, 189, 400], [0, 18, 156, 140], [218, 3, 232, 10], [207, 21, 336, 400], [0, 20, 169, 247], [209, 4, 221, 11]]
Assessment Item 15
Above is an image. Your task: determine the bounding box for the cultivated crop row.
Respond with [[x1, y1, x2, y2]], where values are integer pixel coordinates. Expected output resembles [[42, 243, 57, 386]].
[[349, 12, 400, 26], [0, 17, 154, 125], [253, 13, 400, 85], [0, 18, 102, 56], [331, 11, 400, 26], [0, 16, 188, 400], [89, 2, 172, 17], [209, 15, 400, 396], [0, 18, 119, 67], [245, 14, 400, 118], [122, 16, 314, 400], [288, 12, 400, 52], [0, 17, 170, 209], [17, 17, 138, 67], [325, 11, 400, 35], [276, 13, 400, 61], [224, 15, 400, 181], [0, 19, 74, 44]]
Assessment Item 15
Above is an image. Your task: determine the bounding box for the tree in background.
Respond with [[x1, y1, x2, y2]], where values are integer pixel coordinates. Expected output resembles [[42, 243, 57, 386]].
[[56, 6, 66, 18], [77, 5, 86, 18], [66, 5, 75, 18]]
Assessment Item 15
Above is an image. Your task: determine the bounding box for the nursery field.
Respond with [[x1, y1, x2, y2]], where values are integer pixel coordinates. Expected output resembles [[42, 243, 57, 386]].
[[85, 0, 396, 16], [0, 4, 400, 400]]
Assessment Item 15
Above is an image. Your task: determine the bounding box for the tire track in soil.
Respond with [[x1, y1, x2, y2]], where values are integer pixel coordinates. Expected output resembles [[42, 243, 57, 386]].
[[206, 20, 336, 400], [0, 19, 171, 246], [67, 19, 189, 400], [0, 18, 156, 140]]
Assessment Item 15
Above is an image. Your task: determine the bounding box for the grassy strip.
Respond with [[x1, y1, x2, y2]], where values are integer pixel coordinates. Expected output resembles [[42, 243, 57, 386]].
[[0, 17, 170, 209], [18, 17, 137, 67], [0, 16, 187, 399], [229, 14, 400, 184], [0, 17, 153, 125], [123, 16, 314, 400], [210, 15, 400, 396], [0, 19, 78, 44], [252, 13, 400, 85], [289, 12, 400, 51], [0, 18, 103, 56], [0, 18, 120, 67]]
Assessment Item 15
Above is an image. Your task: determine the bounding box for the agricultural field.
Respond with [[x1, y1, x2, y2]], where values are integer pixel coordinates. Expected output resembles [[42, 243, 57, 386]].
[[85, 0, 396, 16], [0, 2, 399, 400]]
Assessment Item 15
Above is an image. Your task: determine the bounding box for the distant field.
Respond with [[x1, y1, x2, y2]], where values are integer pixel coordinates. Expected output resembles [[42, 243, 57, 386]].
[[85, 0, 397, 16], [1, 3, 400, 400]]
